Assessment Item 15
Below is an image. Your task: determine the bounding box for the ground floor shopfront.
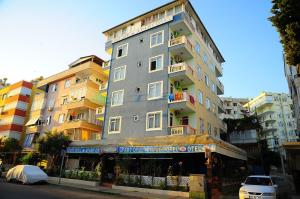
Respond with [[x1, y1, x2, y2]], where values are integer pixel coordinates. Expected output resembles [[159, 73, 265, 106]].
[[65, 134, 247, 197]]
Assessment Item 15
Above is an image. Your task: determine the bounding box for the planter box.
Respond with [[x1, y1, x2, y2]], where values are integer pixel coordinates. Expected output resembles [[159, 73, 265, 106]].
[[112, 185, 189, 198], [48, 176, 99, 187]]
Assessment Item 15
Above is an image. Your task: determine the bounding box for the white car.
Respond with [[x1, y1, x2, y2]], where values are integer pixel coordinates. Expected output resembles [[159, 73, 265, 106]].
[[6, 165, 48, 184], [239, 175, 277, 199]]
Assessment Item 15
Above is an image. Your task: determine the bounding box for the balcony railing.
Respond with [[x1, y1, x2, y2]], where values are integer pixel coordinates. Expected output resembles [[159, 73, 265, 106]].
[[216, 78, 224, 91], [168, 92, 195, 105], [169, 125, 196, 135], [96, 107, 105, 115], [169, 35, 193, 52], [99, 83, 108, 91], [168, 62, 195, 75], [102, 60, 110, 69]]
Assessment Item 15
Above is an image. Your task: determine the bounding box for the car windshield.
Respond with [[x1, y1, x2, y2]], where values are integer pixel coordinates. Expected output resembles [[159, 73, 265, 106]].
[[244, 177, 272, 186]]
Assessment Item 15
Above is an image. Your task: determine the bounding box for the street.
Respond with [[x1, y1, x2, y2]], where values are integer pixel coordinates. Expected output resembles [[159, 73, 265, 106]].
[[0, 179, 137, 199]]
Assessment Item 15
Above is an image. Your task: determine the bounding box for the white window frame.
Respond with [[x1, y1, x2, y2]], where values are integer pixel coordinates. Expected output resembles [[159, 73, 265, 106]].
[[147, 81, 163, 100], [58, 114, 65, 124], [116, 43, 128, 59], [150, 30, 164, 48], [111, 90, 124, 107], [108, 116, 122, 134], [198, 90, 203, 104], [64, 79, 71, 88], [206, 97, 211, 110], [113, 65, 126, 82], [51, 84, 57, 92], [146, 110, 163, 131], [149, 54, 164, 73]]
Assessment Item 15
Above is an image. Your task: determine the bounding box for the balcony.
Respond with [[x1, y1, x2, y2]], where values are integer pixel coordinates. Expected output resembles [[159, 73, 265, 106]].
[[168, 62, 195, 86], [65, 98, 99, 111], [55, 119, 101, 132], [217, 97, 225, 113], [215, 64, 223, 77], [71, 79, 100, 91], [168, 125, 196, 136], [169, 36, 194, 60], [26, 125, 42, 134], [170, 13, 194, 37], [96, 107, 105, 121], [216, 78, 224, 95], [168, 92, 196, 114], [218, 119, 227, 133]]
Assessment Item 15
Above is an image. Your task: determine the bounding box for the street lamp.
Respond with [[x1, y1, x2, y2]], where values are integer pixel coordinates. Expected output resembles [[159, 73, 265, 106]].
[[58, 145, 67, 184]]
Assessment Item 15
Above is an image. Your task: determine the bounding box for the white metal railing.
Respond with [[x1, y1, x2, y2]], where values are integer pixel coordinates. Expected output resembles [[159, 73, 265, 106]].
[[170, 126, 184, 135]]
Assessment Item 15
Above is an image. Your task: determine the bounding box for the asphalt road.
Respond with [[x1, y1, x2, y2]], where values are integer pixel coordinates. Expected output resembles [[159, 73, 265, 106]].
[[0, 178, 134, 199]]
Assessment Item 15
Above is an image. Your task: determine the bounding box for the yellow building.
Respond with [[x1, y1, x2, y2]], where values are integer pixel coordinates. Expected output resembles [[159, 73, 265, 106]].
[[23, 55, 109, 148]]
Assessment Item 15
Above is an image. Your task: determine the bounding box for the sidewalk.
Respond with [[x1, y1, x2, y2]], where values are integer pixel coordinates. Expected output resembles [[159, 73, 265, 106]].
[[48, 179, 188, 199]]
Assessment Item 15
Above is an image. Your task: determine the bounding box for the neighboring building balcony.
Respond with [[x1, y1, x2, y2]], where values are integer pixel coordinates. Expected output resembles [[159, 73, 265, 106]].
[[56, 119, 101, 132], [215, 64, 223, 77], [170, 12, 194, 37], [168, 92, 196, 113], [26, 125, 42, 134], [168, 125, 196, 136], [217, 97, 225, 114], [96, 106, 105, 121], [218, 119, 227, 133], [71, 79, 100, 91], [99, 83, 108, 96], [64, 98, 99, 111], [168, 62, 196, 85], [216, 78, 224, 95], [168, 36, 194, 60]]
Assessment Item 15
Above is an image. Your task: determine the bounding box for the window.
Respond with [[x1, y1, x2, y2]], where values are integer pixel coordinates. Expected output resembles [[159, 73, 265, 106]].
[[211, 82, 216, 93], [2, 93, 7, 100], [206, 97, 211, 110], [51, 84, 57, 92], [150, 30, 164, 47], [114, 65, 126, 82], [111, 90, 124, 106], [203, 53, 208, 64], [149, 54, 163, 72], [195, 42, 201, 55], [116, 43, 128, 58], [64, 79, 71, 88], [148, 81, 163, 100], [46, 116, 51, 125], [73, 129, 81, 141], [61, 97, 68, 105], [207, 122, 212, 134], [58, 114, 65, 124], [197, 66, 202, 80], [205, 75, 209, 87], [108, 116, 121, 134], [200, 118, 205, 134], [146, 111, 162, 131], [198, 90, 203, 104]]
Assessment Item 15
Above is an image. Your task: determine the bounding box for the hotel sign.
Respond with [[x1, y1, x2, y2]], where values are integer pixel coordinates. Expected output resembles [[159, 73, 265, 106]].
[[67, 147, 100, 154], [118, 144, 216, 154]]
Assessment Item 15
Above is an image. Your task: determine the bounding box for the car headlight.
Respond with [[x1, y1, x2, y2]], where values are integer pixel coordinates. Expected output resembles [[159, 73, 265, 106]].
[[262, 192, 275, 196]]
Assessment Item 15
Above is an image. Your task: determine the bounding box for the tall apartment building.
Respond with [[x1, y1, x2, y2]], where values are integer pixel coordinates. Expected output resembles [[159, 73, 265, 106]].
[[0, 81, 33, 140], [98, 1, 246, 187], [244, 92, 298, 152], [220, 97, 249, 119], [23, 55, 109, 149], [103, 0, 226, 141], [284, 56, 300, 134]]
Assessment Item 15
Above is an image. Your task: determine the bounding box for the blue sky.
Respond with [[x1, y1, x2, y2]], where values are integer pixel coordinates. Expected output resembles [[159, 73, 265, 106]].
[[0, 0, 287, 98]]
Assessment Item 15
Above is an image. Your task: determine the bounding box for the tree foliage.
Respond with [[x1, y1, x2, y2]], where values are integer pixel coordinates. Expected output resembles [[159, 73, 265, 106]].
[[0, 137, 22, 153], [269, 0, 300, 68], [36, 132, 70, 155], [21, 152, 40, 165]]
